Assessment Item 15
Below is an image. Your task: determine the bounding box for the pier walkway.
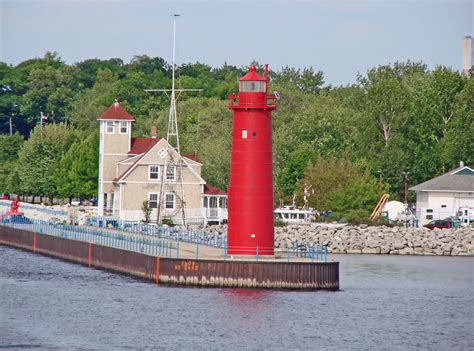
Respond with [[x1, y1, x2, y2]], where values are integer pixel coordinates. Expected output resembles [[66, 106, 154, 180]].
[[0, 215, 328, 263]]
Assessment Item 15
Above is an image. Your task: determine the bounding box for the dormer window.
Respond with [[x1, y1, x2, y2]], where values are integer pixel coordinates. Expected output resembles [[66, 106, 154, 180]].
[[106, 121, 115, 134], [239, 81, 266, 92]]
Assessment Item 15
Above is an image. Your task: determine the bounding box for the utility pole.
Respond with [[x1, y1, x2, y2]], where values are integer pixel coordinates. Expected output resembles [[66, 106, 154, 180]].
[[402, 171, 410, 204], [145, 14, 202, 227], [378, 170, 383, 196]]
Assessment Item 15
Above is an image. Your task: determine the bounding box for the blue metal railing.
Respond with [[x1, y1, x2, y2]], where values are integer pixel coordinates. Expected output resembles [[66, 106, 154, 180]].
[[284, 241, 327, 262], [86, 216, 228, 251], [0, 213, 328, 262], [0, 214, 175, 258], [87, 216, 328, 261]]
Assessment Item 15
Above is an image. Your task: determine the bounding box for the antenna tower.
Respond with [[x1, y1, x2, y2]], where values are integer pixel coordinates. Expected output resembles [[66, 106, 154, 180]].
[[145, 15, 202, 227]]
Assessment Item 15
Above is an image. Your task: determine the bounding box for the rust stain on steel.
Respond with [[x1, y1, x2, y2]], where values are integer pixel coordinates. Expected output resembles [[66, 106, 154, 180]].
[[88, 242, 92, 267], [159, 259, 339, 290], [0, 226, 339, 290], [155, 257, 160, 285]]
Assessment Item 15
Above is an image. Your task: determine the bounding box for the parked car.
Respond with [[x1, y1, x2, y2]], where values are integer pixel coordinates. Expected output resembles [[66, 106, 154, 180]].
[[71, 198, 81, 206], [424, 219, 452, 230]]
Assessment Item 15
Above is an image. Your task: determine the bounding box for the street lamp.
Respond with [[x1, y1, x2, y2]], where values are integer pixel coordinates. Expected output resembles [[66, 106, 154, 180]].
[[402, 171, 410, 204]]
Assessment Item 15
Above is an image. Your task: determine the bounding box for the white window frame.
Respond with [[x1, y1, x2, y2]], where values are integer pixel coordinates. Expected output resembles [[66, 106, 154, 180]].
[[219, 197, 227, 209], [166, 165, 176, 181], [148, 165, 160, 181], [119, 121, 128, 134], [165, 192, 175, 210], [242, 129, 248, 139], [106, 121, 115, 134], [149, 192, 158, 209]]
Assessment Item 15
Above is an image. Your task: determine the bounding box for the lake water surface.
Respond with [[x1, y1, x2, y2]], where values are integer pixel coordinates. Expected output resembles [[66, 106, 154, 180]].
[[1, 246, 473, 350]]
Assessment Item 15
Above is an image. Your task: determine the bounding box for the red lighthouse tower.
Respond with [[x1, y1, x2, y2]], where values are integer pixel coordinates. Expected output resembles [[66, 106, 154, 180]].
[[227, 65, 277, 256]]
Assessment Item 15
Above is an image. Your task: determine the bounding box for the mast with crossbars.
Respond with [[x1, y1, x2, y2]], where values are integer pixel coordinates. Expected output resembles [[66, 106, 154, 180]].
[[146, 15, 202, 227]]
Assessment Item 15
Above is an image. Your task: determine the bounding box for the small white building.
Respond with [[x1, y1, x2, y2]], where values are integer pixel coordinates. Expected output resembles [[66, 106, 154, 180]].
[[409, 165, 474, 226]]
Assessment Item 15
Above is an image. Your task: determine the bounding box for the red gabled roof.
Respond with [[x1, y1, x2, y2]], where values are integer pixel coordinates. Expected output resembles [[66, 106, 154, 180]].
[[129, 137, 160, 155], [240, 66, 265, 81], [203, 184, 226, 196], [183, 153, 200, 162], [98, 101, 135, 121]]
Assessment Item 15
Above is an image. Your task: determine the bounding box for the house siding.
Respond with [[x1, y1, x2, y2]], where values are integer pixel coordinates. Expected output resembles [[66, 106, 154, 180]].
[[415, 191, 474, 226]]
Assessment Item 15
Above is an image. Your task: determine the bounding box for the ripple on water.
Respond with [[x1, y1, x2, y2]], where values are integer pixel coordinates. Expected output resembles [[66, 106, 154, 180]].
[[0, 246, 473, 350]]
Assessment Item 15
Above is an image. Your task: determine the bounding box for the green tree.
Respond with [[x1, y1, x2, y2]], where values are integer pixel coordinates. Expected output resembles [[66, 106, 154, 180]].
[[17, 123, 74, 202], [0, 133, 24, 193], [22, 63, 79, 128], [55, 131, 99, 200], [329, 175, 380, 223], [70, 68, 120, 131], [142, 200, 152, 223], [297, 157, 381, 222], [271, 66, 324, 94], [76, 58, 126, 88]]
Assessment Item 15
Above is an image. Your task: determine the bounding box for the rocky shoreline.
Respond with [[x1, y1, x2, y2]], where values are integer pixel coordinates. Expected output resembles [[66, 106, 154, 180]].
[[205, 224, 474, 257]]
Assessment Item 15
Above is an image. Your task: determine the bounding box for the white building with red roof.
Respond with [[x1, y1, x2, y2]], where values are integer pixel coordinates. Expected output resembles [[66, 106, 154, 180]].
[[97, 100, 227, 224]]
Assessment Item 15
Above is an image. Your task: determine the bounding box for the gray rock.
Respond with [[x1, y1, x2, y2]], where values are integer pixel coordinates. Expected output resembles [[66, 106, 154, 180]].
[[392, 242, 406, 250], [346, 249, 362, 254], [400, 247, 414, 255], [362, 247, 380, 254]]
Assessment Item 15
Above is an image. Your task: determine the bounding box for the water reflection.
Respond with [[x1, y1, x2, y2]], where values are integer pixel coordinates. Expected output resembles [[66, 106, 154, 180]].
[[221, 288, 271, 302], [1, 246, 473, 350]]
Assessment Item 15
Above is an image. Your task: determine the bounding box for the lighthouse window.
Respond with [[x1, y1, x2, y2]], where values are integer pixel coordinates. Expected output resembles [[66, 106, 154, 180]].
[[240, 81, 266, 92], [242, 130, 248, 139], [252, 132, 257, 137]]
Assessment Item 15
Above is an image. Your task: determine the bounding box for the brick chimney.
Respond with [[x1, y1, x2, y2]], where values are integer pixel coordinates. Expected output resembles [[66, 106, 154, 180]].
[[151, 127, 157, 139]]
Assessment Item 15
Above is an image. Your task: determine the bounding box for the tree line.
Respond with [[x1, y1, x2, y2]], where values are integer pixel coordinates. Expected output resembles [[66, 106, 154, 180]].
[[0, 52, 472, 222]]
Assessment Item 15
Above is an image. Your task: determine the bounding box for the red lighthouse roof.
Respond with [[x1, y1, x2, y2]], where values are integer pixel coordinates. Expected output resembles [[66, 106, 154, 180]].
[[98, 100, 135, 121], [239, 66, 265, 81]]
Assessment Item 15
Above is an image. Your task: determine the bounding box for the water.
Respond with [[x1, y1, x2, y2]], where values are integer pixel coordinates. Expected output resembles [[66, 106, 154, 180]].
[[1, 246, 473, 350]]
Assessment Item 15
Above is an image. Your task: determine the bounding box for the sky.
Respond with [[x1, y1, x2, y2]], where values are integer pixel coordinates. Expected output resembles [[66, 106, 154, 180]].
[[1, 0, 473, 86]]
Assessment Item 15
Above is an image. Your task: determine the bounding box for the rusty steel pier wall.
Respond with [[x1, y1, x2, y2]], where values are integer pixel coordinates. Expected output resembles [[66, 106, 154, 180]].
[[0, 226, 339, 290]]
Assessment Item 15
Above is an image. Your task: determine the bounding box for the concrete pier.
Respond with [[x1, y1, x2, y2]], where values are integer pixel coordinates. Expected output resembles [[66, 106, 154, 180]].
[[0, 225, 339, 290]]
